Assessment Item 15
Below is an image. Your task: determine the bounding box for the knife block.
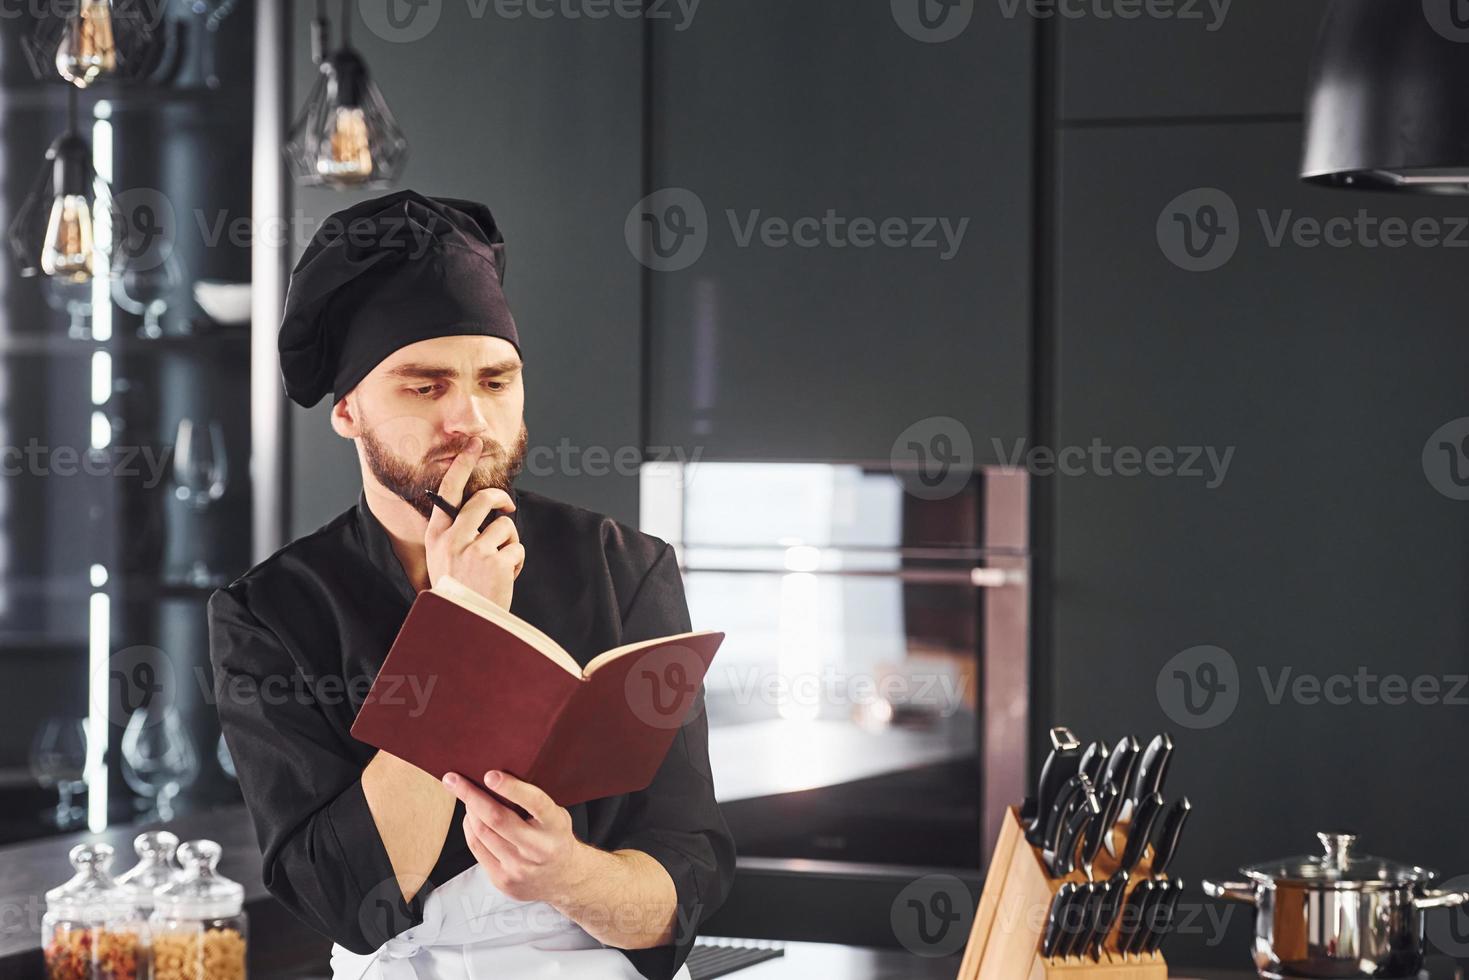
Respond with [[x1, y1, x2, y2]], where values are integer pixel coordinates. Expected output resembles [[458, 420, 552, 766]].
[[953, 807, 1169, 980]]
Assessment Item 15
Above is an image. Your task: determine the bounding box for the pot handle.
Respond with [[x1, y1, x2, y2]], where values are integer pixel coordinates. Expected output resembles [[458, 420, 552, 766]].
[[1202, 879, 1256, 904], [1414, 889, 1469, 911]]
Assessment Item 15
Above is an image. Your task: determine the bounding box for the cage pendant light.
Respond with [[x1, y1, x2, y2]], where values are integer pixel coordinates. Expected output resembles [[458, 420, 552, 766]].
[[7, 88, 122, 283], [284, 0, 410, 189]]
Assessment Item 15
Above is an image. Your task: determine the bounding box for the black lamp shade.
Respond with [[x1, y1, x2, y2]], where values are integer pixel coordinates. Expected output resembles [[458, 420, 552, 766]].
[[1301, 0, 1469, 193]]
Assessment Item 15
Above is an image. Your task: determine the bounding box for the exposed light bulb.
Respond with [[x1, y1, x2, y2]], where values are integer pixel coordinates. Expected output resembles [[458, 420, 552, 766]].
[[42, 194, 95, 282], [317, 105, 374, 182], [55, 0, 118, 88]]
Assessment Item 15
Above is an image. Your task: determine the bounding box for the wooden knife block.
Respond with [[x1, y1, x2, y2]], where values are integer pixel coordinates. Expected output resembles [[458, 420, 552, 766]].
[[954, 807, 1169, 980]]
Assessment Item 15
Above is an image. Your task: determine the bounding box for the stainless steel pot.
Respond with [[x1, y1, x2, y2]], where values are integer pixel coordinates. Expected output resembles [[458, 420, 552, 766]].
[[1203, 832, 1469, 979]]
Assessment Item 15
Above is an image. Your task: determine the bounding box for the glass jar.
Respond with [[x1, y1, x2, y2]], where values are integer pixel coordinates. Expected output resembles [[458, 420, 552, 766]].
[[115, 831, 181, 919], [148, 840, 247, 980], [42, 843, 148, 980]]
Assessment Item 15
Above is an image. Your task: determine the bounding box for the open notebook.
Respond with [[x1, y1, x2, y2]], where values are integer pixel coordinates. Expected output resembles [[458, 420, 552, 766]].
[[350, 576, 725, 806]]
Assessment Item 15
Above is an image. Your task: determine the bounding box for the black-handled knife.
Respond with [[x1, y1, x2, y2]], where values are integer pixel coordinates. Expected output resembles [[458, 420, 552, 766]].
[[1041, 884, 1076, 959], [1116, 879, 1154, 959], [1086, 871, 1130, 960], [1041, 772, 1091, 856], [1118, 792, 1166, 876], [1142, 879, 1184, 956], [1059, 882, 1098, 959], [1077, 740, 1108, 786], [1100, 736, 1140, 858], [1150, 797, 1192, 878], [1128, 734, 1173, 808], [1079, 783, 1121, 881], [1025, 727, 1083, 846], [1049, 785, 1102, 878]]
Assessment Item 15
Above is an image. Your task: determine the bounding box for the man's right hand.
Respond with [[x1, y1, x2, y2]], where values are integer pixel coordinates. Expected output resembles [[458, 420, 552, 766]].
[[424, 436, 523, 609]]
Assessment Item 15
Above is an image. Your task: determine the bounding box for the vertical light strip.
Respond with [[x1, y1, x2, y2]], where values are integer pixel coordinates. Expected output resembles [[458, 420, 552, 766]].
[[91, 350, 111, 405], [90, 105, 112, 341], [87, 100, 115, 829], [87, 590, 110, 831]]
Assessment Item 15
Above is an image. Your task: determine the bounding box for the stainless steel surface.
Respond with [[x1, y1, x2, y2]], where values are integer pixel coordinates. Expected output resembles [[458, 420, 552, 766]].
[[1203, 833, 1469, 979]]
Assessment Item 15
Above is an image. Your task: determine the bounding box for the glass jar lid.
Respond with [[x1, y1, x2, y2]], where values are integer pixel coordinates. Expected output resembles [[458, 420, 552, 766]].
[[45, 843, 135, 921], [1242, 832, 1436, 888], [152, 840, 244, 919], [115, 831, 181, 908]]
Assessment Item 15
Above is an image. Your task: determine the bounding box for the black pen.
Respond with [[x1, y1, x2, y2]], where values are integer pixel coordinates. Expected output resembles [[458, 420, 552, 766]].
[[422, 491, 505, 533]]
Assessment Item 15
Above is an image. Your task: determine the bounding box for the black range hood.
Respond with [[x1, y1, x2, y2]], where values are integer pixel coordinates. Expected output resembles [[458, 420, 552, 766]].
[[1301, 0, 1469, 193]]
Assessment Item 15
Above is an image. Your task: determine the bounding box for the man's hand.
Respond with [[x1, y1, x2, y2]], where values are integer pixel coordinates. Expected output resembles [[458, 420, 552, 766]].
[[442, 770, 593, 906], [442, 770, 681, 949], [424, 436, 523, 608]]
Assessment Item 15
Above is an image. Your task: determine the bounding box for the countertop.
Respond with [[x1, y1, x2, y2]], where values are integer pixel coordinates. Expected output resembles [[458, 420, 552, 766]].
[[4, 807, 1463, 980]]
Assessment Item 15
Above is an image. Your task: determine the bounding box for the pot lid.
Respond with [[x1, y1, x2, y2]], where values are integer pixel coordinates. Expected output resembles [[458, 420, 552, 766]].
[[152, 840, 243, 919], [1243, 832, 1436, 887]]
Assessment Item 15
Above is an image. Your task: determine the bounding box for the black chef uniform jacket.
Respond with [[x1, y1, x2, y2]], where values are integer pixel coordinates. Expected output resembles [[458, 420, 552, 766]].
[[207, 487, 736, 980]]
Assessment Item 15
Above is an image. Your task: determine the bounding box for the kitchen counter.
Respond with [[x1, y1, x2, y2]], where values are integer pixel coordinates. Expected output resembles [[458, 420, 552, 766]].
[[0, 805, 327, 980], [5, 807, 1461, 980]]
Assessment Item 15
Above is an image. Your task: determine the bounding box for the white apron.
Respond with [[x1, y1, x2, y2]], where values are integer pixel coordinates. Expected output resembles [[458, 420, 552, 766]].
[[329, 864, 694, 980]]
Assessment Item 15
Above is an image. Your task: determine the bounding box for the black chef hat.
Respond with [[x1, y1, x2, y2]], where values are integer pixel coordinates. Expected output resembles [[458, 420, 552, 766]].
[[278, 189, 521, 408]]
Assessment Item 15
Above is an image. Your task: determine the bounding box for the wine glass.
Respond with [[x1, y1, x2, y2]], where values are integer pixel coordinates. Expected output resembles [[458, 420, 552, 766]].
[[173, 417, 228, 585], [29, 717, 90, 829], [41, 276, 95, 340], [174, 418, 228, 510], [111, 249, 185, 339], [122, 703, 199, 822]]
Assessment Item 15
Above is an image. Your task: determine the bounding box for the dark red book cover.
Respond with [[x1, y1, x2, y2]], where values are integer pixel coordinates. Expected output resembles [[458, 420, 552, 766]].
[[349, 589, 724, 806]]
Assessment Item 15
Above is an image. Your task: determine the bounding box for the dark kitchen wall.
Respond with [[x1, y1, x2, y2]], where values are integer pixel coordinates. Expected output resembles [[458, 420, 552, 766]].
[[645, 0, 1032, 463], [286, 3, 645, 536], [1046, 1, 1469, 969], [273, 1, 1469, 968]]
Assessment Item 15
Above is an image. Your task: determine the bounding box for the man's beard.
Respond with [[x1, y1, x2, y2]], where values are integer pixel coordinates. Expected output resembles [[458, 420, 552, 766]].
[[360, 422, 529, 519]]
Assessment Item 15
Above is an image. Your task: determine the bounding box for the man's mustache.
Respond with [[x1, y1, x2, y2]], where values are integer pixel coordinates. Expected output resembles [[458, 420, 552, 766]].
[[422, 437, 506, 462]]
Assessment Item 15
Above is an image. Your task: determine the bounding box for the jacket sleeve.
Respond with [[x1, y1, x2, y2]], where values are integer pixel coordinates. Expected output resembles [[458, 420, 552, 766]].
[[207, 586, 424, 954], [608, 543, 738, 980]]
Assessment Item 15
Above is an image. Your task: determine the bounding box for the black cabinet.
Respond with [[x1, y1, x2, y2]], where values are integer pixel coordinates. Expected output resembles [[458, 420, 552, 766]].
[[1056, 0, 1329, 120], [646, 0, 1032, 464], [1049, 119, 1469, 967]]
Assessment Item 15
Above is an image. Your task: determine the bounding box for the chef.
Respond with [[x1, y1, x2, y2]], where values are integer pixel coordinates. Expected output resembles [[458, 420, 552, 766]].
[[207, 189, 735, 980]]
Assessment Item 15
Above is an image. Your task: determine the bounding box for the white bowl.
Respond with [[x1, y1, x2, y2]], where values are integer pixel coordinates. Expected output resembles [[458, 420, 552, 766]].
[[194, 280, 252, 326]]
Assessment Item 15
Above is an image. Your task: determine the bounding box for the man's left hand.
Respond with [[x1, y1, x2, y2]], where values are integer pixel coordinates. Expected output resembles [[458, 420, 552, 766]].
[[442, 770, 593, 906]]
